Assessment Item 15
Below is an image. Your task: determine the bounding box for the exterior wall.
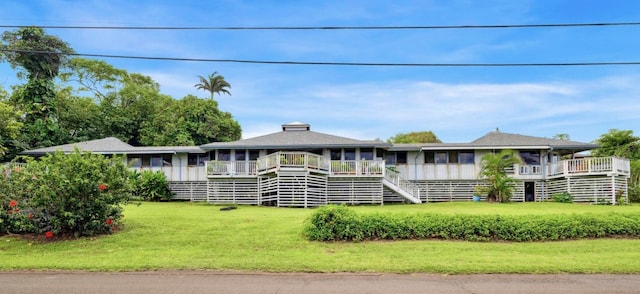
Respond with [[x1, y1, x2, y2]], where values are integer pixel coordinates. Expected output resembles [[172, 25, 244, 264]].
[[208, 178, 259, 205], [546, 175, 628, 203], [132, 153, 207, 182], [327, 177, 383, 205], [170, 181, 207, 201]]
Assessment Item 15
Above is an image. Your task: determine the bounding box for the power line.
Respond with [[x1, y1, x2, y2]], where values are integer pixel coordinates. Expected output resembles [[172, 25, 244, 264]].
[[2, 22, 640, 30], [2, 49, 640, 67]]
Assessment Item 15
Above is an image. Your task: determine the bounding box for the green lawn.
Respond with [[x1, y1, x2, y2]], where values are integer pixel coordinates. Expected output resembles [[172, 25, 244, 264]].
[[1, 202, 639, 273]]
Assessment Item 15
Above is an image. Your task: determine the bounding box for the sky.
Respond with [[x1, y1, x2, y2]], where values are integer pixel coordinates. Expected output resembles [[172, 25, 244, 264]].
[[1, 0, 640, 144]]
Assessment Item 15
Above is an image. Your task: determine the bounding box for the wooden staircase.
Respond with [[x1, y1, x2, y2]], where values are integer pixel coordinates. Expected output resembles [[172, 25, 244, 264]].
[[383, 168, 421, 204]]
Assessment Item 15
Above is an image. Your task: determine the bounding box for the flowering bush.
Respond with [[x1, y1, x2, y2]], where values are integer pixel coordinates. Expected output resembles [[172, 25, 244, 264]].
[[0, 149, 132, 238]]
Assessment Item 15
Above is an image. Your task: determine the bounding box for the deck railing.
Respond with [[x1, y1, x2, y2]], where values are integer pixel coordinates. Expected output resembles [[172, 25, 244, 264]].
[[548, 157, 630, 177], [384, 168, 421, 200], [517, 164, 542, 175], [206, 160, 257, 176], [329, 160, 385, 176], [256, 152, 329, 174]]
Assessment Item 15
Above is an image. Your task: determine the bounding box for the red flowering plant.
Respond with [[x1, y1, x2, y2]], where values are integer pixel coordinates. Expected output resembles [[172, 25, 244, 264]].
[[1, 150, 132, 238]]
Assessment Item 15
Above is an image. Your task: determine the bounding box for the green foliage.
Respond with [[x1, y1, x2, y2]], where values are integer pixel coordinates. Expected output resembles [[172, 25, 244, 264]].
[[139, 95, 241, 146], [1, 27, 75, 153], [387, 131, 441, 144], [479, 150, 521, 203], [0, 101, 22, 158], [0, 149, 131, 237], [303, 205, 361, 241], [130, 170, 174, 201], [551, 192, 573, 203], [194, 71, 231, 100], [304, 206, 640, 242], [592, 129, 640, 160]]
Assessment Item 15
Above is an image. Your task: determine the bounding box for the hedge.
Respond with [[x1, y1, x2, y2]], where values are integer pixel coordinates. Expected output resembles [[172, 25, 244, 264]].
[[303, 205, 640, 242]]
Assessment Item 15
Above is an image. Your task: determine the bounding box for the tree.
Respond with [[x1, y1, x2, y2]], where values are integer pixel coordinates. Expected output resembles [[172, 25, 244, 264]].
[[591, 129, 639, 159], [194, 72, 231, 99], [0, 101, 22, 158], [592, 129, 640, 203], [479, 149, 522, 203], [1, 27, 74, 149], [387, 131, 442, 144], [139, 95, 241, 146], [552, 133, 570, 140]]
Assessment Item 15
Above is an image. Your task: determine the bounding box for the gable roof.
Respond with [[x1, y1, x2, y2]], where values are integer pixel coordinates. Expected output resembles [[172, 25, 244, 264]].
[[21, 137, 205, 155], [201, 122, 390, 150]]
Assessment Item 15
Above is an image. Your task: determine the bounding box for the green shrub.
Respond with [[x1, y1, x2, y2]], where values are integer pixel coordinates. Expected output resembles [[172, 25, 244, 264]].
[[0, 150, 131, 238], [551, 192, 573, 203], [304, 206, 640, 242], [130, 170, 174, 201]]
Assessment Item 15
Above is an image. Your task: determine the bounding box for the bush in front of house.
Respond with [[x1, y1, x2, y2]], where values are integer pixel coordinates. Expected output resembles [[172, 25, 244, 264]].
[[550, 192, 573, 203], [130, 170, 174, 201], [303, 205, 640, 242], [0, 149, 131, 238]]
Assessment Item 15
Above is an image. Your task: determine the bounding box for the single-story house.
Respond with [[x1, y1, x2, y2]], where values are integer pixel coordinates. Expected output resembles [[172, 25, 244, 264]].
[[21, 122, 631, 206]]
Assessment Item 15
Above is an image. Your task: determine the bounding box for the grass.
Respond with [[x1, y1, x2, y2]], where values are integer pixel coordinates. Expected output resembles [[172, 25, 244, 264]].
[[1, 202, 640, 273]]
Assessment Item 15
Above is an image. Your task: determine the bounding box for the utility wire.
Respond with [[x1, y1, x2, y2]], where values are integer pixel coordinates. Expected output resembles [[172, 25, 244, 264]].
[[2, 49, 640, 67], [1, 22, 640, 30]]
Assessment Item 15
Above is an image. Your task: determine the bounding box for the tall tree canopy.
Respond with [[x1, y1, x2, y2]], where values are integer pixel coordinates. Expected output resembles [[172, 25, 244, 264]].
[[591, 129, 640, 160], [387, 131, 441, 144], [139, 95, 241, 146], [194, 72, 231, 99], [1, 27, 74, 149]]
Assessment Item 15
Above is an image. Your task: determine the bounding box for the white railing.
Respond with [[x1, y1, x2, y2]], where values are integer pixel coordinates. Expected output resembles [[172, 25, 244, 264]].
[[329, 160, 385, 176], [256, 152, 329, 173], [206, 160, 257, 176], [384, 168, 421, 200], [517, 164, 542, 175], [548, 157, 630, 177]]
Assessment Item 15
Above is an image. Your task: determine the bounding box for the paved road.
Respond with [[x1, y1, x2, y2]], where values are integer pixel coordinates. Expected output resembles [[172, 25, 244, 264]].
[[1, 271, 639, 294]]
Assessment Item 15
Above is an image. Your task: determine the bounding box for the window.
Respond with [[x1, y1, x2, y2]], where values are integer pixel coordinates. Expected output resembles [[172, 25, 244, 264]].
[[150, 156, 163, 167], [448, 151, 459, 164], [344, 149, 356, 161], [360, 148, 373, 160], [234, 150, 246, 161], [424, 151, 435, 163], [188, 154, 209, 166], [376, 148, 385, 159], [459, 152, 475, 164], [127, 156, 141, 168], [249, 150, 260, 161], [396, 152, 407, 164], [519, 151, 540, 165], [386, 153, 396, 165], [330, 149, 342, 160], [435, 152, 447, 164], [217, 149, 231, 161]]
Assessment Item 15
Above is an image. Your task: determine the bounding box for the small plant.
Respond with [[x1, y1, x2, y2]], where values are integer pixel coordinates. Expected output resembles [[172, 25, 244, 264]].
[[131, 170, 174, 202], [551, 192, 573, 203]]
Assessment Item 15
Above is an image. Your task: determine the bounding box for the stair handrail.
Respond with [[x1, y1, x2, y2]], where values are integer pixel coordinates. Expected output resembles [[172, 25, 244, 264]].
[[384, 167, 421, 200]]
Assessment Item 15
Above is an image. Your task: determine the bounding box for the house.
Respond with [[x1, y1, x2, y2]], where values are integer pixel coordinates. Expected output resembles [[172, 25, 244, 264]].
[[21, 122, 631, 206]]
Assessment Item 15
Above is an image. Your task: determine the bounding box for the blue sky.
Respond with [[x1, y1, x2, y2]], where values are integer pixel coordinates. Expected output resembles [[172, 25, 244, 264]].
[[1, 0, 640, 144]]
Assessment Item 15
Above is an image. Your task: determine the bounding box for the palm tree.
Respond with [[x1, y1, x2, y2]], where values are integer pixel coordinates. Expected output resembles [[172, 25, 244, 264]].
[[194, 72, 231, 99], [479, 149, 522, 202]]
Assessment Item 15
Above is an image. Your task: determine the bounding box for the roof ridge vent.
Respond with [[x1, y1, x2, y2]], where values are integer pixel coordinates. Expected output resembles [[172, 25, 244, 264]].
[[282, 122, 310, 132]]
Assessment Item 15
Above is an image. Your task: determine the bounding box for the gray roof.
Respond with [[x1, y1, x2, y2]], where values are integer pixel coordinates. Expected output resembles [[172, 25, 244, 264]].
[[21, 137, 204, 155], [201, 124, 390, 150], [387, 131, 598, 153], [469, 130, 598, 150]]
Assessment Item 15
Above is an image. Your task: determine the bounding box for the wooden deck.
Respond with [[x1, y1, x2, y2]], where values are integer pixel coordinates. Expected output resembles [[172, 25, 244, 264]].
[[205, 151, 385, 178]]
